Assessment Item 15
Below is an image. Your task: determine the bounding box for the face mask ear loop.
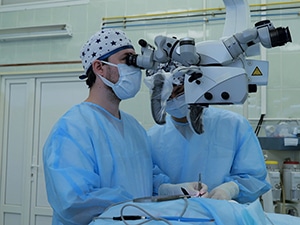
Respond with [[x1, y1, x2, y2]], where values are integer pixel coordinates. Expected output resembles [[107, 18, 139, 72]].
[[97, 74, 115, 88], [100, 60, 118, 68], [96, 61, 118, 86]]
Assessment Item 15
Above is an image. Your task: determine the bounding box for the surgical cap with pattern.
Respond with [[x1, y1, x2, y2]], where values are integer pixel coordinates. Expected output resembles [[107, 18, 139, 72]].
[[80, 29, 134, 74]]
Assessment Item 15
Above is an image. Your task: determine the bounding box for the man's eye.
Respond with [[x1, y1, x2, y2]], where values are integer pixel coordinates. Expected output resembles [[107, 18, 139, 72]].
[[121, 55, 129, 61]]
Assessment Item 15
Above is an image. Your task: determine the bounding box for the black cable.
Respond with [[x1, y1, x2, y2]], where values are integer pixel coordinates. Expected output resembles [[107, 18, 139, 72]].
[[119, 198, 189, 225], [255, 114, 265, 136]]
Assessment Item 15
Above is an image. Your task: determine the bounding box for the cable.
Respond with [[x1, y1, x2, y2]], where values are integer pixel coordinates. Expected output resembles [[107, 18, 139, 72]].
[[255, 114, 265, 136], [120, 203, 172, 225], [94, 198, 216, 224], [119, 198, 189, 224], [92, 200, 133, 222], [179, 197, 189, 217]]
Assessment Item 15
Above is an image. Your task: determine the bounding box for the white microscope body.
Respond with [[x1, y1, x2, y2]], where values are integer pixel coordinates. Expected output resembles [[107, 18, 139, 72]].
[[126, 0, 292, 133]]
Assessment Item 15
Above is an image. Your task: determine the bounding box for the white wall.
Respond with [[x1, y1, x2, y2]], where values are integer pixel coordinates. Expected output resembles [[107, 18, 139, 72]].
[[1, 0, 300, 130]]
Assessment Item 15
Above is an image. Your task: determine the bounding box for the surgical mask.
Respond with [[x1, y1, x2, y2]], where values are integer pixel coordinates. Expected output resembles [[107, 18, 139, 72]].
[[165, 94, 188, 118], [98, 61, 142, 100]]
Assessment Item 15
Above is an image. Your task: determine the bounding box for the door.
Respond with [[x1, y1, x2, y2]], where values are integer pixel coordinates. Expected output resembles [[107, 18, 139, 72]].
[[0, 73, 88, 225]]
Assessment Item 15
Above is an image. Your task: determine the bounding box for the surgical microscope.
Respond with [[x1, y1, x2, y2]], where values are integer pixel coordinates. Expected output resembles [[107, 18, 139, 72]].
[[126, 19, 291, 134]]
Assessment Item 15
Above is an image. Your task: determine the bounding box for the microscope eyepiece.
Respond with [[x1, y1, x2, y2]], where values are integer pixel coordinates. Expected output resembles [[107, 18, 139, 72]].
[[125, 39, 155, 69], [269, 26, 292, 47], [255, 20, 292, 48], [126, 54, 138, 67]]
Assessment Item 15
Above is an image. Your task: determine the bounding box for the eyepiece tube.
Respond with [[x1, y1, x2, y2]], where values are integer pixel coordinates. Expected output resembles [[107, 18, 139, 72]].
[[270, 26, 292, 47], [126, 38, 156, 69], [126, 54, 138, 67]]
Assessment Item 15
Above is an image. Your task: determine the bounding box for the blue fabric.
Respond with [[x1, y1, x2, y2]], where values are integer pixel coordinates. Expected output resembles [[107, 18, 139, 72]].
[[43, 102, 153, 225], [148, 107, 271, 203], [90, 198, 267, 225], [265, 212, 300, 225]]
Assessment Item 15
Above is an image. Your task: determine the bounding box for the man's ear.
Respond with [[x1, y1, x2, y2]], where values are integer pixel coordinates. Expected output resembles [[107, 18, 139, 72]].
[[92, 60, 104, 75]]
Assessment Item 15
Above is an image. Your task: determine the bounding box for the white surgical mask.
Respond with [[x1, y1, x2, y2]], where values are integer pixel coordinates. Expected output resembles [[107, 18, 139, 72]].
[[98, 61, 142, 100], [165, 94, 188, 118]]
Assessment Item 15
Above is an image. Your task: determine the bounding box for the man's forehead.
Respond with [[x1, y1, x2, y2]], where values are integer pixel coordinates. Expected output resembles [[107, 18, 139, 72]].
[[114, 48, 136, 57]]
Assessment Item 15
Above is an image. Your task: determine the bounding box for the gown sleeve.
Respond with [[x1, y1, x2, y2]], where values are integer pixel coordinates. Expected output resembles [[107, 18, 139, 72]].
[[226, 118, 271, 203]]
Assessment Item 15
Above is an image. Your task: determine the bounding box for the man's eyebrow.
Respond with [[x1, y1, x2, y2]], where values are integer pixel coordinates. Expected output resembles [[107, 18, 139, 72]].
[[120, 51, 133, 57]]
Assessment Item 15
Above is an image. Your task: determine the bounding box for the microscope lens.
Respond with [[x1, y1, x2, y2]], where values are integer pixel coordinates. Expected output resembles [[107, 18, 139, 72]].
[[270, 27, 292, 47]]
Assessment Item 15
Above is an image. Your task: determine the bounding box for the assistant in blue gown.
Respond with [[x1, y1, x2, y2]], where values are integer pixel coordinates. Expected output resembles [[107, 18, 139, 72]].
[[148, 106, 270, 203]]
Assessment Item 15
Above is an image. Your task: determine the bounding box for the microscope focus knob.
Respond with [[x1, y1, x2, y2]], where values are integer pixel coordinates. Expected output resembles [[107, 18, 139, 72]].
[[204, 92, 213, 100], [221, 92, 230, 100]]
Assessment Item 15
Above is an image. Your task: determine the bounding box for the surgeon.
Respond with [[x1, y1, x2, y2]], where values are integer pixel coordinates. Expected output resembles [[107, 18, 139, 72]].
[[43, 29, 154, 225], [148, 82, 271, 204], [43, 29, 207, 225]]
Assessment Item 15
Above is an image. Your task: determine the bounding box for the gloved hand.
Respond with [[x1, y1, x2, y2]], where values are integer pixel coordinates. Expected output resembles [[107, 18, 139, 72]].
[[158, 182, 208, 197], [208, 181, 239, 200]]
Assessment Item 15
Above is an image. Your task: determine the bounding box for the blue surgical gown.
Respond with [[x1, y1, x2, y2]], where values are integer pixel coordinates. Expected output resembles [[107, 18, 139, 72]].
[[43, 102, 153, 225], [148, 107, 271, 203]]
